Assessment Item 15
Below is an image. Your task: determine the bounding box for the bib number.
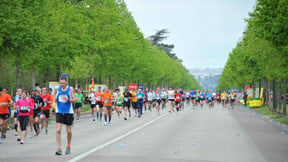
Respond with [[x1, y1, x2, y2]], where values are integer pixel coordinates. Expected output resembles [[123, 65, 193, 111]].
[[20, 106, 29, 113]]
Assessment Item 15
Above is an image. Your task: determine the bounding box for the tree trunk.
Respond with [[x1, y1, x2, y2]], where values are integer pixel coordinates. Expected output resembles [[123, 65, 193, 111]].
[[16, 58, 21, 89], [273, 80, 277, 112], [283, 80, 287, 115], [31, 65, 36, 89], [277, 80, 282, 113], [75, 77, 78, 89]]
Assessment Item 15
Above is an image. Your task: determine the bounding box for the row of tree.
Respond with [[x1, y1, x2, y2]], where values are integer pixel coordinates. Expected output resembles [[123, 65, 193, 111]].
[[0, 0, 200, 94], [217, 0, 288, 114]]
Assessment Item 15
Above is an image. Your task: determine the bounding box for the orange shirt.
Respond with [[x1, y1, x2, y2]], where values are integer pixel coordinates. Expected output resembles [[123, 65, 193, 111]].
[[0, 93, 12, 114], [102, 92, 112, 107], [131, 91, 137, 103], [95, 92, 103, 102]]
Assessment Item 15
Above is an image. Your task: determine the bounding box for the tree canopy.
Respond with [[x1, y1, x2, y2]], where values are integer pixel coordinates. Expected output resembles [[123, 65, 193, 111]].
[[0, 0, 200, 91]]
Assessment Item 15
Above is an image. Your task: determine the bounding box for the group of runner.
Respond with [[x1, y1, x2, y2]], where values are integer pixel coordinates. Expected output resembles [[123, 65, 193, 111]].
[[0, 77, 239, 155], [0, 87, 55, 144]]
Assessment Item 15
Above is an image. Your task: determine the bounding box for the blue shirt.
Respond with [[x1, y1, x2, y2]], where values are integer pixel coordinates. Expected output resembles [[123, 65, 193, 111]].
[[56, 86, 74, 114], [136, 92, 145, 103]]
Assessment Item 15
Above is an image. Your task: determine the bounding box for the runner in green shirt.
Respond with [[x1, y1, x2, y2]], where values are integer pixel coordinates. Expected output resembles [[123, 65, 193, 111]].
[[75, 89, 85, 121], [115, 92, 123, 118]]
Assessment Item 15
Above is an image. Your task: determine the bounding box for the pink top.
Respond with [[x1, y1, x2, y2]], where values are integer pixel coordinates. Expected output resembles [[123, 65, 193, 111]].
[[15, 98, 33, 116]]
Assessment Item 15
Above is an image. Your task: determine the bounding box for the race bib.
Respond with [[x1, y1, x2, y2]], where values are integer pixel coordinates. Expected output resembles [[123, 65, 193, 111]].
[[177, 96, 180, 99], [138, 95, 142, 99], [58, 94, 68, 103], [21, 106, 29, 110], [96, 96, 101, 101], [124, 97, 129, 102], [200, 96, 204, 99], [105, 99, 109, 104], [77, 96, 81, 101], [192, 95, 196, 98]]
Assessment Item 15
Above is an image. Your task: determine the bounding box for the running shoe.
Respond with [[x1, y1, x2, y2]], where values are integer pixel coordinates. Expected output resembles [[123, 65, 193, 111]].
[[65, 147, 71, 155], [17, 138, 20, 142], [124, 117, 127, 120], [45, 129, 48, 135], [104, 122, 107, 126], [1, 134, 6, 139], [55, 148, 62, 155], [20, 141, 24, 144]]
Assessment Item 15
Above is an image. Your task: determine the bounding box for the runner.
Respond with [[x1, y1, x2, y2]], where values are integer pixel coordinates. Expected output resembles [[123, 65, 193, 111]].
[[27, 92, 35, 138], [185, 89, 190, 105], [152, 89, 156, 108], [221, 91, 227, 107], [216, 91, 221, 105], [88, 90, 96, 121], [13, 89, 22, 137], [54, 77, 76, 155], [74, 89, 85, 121], [102, 87, 113, 126], [207, 91, 213, 109], [199, 91, 205, 108], [131, 89, 138, 117], [147, 89, 153, 112], [95, 87, 104, 123], [39, 87, 52, 135], [115, 91, 123, 118], [31, 89, 44, 137], [123, 88, 132, 120], [180, 89, 185, 111], [174, 90, 182, 112], [168, 88, 175, 113], [229, 91, 237, 109], [160, 88, 167, 109], [48, 88, 55, 124], [136, 89, 145, 118], [196, 90, 200, 106], [0, 87, 13, 143], [14, 91, 33, 144], [155, 88, 161, 115], [190, 89, 197, 109], [143, 88, 148, 113]]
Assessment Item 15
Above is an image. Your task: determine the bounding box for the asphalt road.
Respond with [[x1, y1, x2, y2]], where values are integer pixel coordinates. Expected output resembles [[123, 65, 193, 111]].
[[0, 103, 287, 162]]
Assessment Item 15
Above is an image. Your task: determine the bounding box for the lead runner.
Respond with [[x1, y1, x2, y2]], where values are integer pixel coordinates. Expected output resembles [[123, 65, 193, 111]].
[[54, 77, 77, 155]]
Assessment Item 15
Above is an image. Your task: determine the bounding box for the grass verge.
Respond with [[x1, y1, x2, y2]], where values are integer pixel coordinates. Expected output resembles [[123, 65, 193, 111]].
[[251, 106, 288, 125]]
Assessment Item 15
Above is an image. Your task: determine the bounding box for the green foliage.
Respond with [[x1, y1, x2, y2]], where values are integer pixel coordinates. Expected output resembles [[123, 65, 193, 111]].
[[0, 0, 200, 90], [217, 0, 288, 90]]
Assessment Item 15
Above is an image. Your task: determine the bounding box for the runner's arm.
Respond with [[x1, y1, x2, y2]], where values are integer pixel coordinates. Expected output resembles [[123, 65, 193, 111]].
[[70, 87, 77, 103]]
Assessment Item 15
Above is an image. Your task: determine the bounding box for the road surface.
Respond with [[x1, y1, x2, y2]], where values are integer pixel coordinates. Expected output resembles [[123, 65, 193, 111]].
[[0, 104, 287, 162]]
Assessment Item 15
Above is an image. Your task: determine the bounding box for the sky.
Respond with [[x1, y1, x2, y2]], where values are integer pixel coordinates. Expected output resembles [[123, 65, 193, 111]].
[[124, 0, 256, 69]]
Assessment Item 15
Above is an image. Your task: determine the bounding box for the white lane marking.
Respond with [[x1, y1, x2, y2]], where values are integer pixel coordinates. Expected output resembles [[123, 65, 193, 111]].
[[68, 112, 169, 162]]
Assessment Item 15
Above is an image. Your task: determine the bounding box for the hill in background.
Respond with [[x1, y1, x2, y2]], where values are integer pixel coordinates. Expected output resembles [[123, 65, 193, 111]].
[[189, 68, 222, 90]]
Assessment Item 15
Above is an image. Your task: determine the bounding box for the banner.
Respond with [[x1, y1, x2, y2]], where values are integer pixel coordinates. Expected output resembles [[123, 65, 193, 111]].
[[126, 83, 137, 91]]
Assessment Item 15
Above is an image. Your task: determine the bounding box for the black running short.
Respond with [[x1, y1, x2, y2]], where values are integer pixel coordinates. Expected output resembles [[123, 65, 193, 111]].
[[90, 104, 96, 109], [74, 103, 82, 109], [33, 109, 41, 118], [132, 102, 137, 109], [19, 115, 29, 131], [96, 102, 103, 108], [123, 102, 130, 108], [156, 99, 161, 105], [56, 113, 74, 126], [41, 110, 50, 118], [0, 113, 9, 120]]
